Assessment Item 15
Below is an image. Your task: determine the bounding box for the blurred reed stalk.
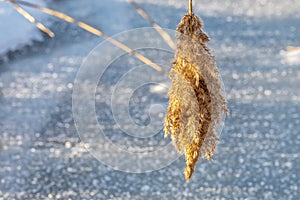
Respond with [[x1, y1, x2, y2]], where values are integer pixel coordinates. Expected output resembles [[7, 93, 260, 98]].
[[8, 0, 54, 37], [128, 0, 176, 49], [4, 0, 165, 74]]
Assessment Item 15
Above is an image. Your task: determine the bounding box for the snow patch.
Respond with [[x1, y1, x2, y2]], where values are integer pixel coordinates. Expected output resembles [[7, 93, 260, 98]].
[[0, 0, 48, 56]]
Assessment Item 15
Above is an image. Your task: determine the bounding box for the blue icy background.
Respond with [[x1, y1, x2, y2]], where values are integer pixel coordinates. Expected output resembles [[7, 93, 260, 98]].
[[0, 0, 299, 199]]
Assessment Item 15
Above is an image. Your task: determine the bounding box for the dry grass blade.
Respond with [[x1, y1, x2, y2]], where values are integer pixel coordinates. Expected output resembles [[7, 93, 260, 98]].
[[128, 0, 176, 50], [11, 0, 165, 74], [287, 46, 300, 52], [8, 0, 54, 37]]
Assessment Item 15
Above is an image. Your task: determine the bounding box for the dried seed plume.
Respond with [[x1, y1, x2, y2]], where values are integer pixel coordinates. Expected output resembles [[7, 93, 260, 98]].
[[164, 12, 228, 182]]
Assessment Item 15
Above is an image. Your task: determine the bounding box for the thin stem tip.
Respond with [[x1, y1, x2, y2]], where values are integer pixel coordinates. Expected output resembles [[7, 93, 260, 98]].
[[189, 0, 193, 15]]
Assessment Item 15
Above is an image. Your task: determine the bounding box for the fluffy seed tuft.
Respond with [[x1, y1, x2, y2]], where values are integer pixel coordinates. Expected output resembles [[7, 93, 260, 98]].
[[164, 13, 228, 182]]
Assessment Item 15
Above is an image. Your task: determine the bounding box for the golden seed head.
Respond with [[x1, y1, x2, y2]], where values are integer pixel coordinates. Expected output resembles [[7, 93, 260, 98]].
[[164, 12, 228, 182]]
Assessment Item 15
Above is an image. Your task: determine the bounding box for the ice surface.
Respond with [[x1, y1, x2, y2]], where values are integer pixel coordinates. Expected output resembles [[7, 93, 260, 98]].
[[0, 0, 299, 199]]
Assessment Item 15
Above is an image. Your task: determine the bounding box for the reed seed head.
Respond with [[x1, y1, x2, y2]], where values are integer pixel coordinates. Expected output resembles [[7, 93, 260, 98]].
[[164, 13, 228, 182]]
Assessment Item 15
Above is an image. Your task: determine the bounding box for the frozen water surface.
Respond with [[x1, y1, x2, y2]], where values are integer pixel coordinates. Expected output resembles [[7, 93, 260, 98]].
[[0, 0, 299, 199]]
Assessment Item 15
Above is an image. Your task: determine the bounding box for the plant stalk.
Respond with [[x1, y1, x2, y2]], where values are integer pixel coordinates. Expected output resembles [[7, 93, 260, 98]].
[[189, 0, 193, 15]]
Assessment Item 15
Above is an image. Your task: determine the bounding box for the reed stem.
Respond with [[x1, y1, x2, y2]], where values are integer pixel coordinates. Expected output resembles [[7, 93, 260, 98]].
[[189, 0, 193, 15]]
